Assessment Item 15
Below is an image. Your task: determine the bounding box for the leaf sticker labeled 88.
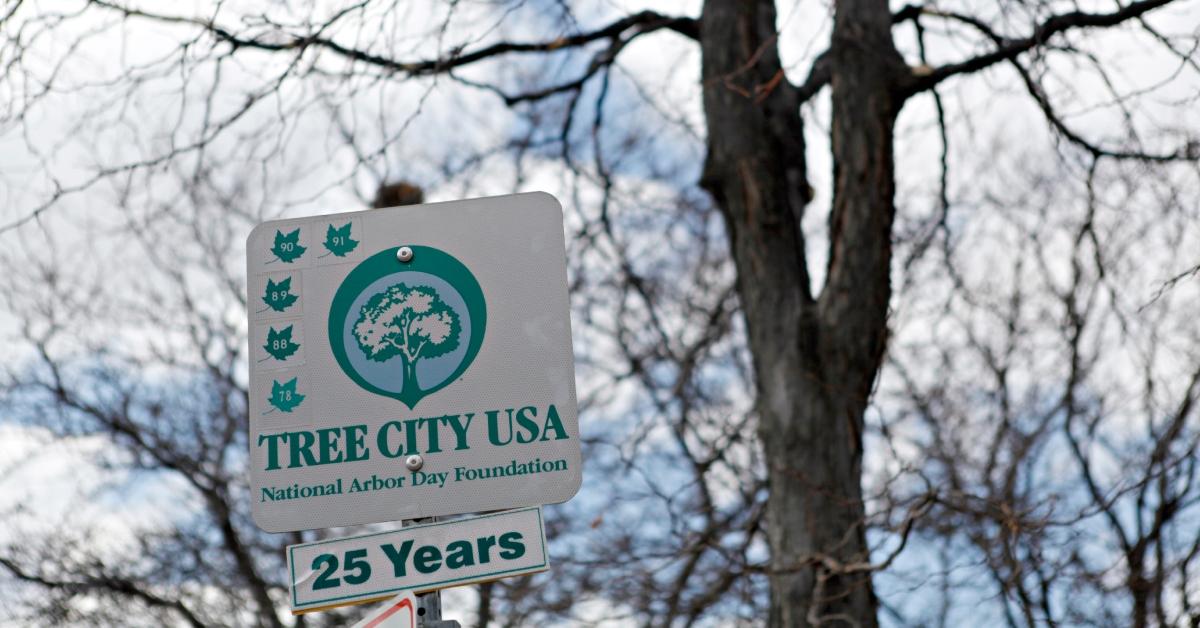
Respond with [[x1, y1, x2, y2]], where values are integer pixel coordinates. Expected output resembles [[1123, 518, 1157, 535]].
[[255, 322, 306, 369]]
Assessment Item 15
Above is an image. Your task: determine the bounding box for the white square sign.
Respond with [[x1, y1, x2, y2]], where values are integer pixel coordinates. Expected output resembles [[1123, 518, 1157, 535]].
[[246, 193, 581, 532]]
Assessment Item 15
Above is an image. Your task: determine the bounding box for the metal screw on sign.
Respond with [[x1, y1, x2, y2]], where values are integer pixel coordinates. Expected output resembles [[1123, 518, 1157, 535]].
[[405, 454, 424, 471], [396, 246, 414, 263]]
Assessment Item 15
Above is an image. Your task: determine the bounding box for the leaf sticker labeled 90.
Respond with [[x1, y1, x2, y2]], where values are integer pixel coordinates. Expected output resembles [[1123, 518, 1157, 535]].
[[264, 225, 310, 268]]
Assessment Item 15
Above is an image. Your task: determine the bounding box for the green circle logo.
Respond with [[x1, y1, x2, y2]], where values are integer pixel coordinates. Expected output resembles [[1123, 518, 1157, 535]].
[[329, 246, 486, 409]]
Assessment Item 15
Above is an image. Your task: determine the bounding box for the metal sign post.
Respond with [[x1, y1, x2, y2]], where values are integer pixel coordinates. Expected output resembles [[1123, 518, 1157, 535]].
[[416, 590, 458, 628], [405, 518, 459, 628]]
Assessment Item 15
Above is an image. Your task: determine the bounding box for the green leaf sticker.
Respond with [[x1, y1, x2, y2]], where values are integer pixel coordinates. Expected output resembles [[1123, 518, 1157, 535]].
[[271, 228, 306, 263], [320, 222, 358, 258], [262, 324, 299, 362], [260, 277, 298, 313], [267, 378, 304, 413]]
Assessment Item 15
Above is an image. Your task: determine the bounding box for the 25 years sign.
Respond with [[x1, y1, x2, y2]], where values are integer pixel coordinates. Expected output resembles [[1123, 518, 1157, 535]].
[[287, 508, 548, 613], [246, 193, 581, 532]]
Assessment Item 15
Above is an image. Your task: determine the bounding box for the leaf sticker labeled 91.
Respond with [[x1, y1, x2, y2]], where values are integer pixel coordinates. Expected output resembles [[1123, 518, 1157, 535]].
[[320, 221, 358, 257], [313, 218, 364, 265]]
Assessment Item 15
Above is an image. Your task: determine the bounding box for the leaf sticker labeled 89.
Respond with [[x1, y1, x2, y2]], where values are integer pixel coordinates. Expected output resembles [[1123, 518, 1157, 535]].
[[254, 272, 303, 319]]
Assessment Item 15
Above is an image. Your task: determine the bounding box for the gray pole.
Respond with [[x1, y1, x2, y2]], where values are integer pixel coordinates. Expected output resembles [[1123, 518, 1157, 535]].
[[380, 188, 459, 628], [403, 517, 461, 628]]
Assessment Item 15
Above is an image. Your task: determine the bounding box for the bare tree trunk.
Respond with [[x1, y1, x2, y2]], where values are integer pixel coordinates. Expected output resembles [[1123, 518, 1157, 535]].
[[1129, 555, 1150, 628], [478, 581, 494, 627], [700, 0, 902, 624], [208, 490, 285, 628]]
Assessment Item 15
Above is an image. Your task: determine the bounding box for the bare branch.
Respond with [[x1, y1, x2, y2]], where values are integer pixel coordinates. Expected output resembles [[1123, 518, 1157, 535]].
[[87, 2, 697, 76], [904, 0, 1177, 96]]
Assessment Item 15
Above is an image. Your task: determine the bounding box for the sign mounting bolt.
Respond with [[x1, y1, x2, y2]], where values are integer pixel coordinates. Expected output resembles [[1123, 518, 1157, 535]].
[[405, 454, 423, 472], [396, 246, 414, 263]]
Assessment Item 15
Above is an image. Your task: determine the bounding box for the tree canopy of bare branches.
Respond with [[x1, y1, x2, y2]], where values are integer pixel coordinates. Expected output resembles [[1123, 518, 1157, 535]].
[[2, 1, 1199, 627]]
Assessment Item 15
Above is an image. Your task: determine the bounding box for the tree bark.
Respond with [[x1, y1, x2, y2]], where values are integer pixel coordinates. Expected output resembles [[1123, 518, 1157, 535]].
[[700, 0, 903, 624], [477, 581, 494, 627]]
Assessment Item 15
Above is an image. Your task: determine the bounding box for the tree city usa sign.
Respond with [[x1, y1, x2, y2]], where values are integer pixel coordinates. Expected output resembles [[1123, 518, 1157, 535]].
[[246, 192, 581, 534]]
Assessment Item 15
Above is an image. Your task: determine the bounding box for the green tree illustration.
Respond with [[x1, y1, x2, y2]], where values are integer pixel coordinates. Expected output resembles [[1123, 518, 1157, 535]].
[[353, 283, 461, 394]]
